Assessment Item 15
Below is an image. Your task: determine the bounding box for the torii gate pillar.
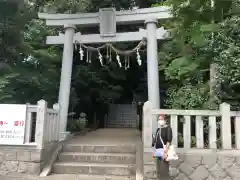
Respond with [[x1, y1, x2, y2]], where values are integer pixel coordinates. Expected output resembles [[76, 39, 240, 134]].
[[38, 6, 172, 137], [58, 24, 75, 139], [145, 19, 160, 130]]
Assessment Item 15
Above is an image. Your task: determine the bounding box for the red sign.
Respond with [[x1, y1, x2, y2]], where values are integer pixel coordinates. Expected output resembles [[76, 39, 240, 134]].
[[14, 121, 24, 127]]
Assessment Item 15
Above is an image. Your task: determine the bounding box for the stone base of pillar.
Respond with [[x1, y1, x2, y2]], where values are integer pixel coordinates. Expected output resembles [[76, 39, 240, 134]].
[[59, 131, 71, 141]]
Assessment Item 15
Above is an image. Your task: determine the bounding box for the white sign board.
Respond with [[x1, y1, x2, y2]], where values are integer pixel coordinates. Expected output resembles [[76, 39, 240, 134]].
[[0, 104, 27, 145]]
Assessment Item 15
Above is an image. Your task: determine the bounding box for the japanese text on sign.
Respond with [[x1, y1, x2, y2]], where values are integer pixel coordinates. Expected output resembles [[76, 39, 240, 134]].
[[0, 104, 27, 144]]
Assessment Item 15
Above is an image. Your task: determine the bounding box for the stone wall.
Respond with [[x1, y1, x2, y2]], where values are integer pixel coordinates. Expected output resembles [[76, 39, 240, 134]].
[[0, 145, 43, 175], [0, 142, 59, 175], [143, 149, 240, 180]]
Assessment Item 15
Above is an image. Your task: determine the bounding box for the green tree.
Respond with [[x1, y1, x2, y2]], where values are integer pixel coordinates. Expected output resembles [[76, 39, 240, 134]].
[[0, 1, 35, 102], [155, 0, 239, 109], [0, 0, 140, 112], [213, 0, 240, 109]]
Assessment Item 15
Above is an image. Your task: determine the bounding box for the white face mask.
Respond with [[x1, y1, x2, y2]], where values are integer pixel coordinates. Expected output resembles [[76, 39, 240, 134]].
[[158, 120, 166, 127]]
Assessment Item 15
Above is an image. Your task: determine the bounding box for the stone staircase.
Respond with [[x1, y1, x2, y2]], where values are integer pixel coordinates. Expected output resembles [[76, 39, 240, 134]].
[[107, 104, 137, 128], [51, 143, 136, 180]]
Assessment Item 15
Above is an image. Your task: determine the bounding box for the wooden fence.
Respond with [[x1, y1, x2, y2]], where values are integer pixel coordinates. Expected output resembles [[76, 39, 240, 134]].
[[143, 101, 240, 150]]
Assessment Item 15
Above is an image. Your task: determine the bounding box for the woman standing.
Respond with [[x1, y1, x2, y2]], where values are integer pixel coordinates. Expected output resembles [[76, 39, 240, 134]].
[[152, 114, 173, 179]]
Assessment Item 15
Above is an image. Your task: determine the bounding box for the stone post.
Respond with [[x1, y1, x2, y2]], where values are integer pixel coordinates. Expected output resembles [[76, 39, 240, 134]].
[[143, 101, 153, 149], [35, 100, 48, 149], [58, 24, 75, 140], [53, 103, 60, 141], [145, 19, 160, 132], [220, 103, 232, 149], [143, 101, 155, 179], [24, 103, 33, 144]]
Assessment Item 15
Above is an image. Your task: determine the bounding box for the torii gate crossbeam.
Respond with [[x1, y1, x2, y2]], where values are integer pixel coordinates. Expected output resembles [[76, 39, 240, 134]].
[[38, 7, 171, 26], [46, 28, 169, 44], [38, 7, 172, 139]]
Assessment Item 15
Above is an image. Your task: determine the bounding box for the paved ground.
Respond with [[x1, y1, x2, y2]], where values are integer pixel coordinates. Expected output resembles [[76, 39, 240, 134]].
[[0, 174, 95, 180], [1, 128, 140, 180], [69, 128, 140, 145]]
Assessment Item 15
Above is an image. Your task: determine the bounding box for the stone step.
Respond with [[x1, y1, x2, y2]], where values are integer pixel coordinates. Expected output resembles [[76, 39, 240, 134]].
[[75, 174, 135, 180], [114, 117, 133, 119], [106, 120, 136, 123], [106, 126, 137, 128], [116, 114, 133, 116], [108, 117, 134, 119], [108, 116, 133, 119], [107, 121, 134, 124], [47, 174, 135, 180], [106, 123, 136, 126], [58, 152, 136, 164], [52, 162, 135, 176], [63, 144, 136, 154], [107, 120, 136, 122]]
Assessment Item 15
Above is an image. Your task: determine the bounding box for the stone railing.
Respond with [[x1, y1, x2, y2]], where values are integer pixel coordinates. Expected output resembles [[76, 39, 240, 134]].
[[0, 99, 61, 175], [25, 99, 60, 148], [142, 101, 240, 180], [143, 101, 239, 150]]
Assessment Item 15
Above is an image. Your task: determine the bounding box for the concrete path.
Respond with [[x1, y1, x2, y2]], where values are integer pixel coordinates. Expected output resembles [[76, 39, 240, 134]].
[[1, 174, 135, 180], [69, 128, 140, 145], [0, 174, 99, 180], [0, 174, 82, 180]]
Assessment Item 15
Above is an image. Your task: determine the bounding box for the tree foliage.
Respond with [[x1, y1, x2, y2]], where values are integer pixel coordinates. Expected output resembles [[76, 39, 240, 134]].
[[155, 0, 240, 109], [1, 0, 240, 119], [214, 1, 240, 109], [0, 0, 150, 114]]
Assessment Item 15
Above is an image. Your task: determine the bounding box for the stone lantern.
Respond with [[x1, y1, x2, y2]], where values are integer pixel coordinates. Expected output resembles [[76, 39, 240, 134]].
[[79, 112, 87, 129]]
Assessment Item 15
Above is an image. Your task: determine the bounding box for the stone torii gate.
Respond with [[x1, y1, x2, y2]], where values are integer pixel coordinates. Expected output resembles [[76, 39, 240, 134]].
[[38, 6, 172, 138]]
